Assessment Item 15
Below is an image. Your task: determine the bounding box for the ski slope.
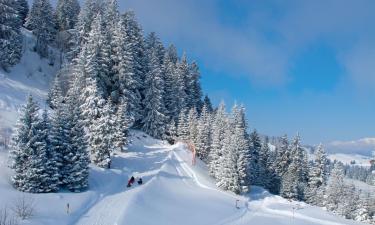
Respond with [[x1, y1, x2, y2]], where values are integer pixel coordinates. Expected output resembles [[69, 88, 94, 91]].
[[0, 131, 368, 225]]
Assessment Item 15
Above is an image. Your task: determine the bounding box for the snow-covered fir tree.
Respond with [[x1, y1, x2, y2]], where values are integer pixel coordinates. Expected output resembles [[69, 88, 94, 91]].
[[175, 54, 189, 112], [187, 62, 203, 110], [141, 49, 167, 138], [248, 129, 262, 185], [26, 0, 56, 57], [50, 98, 70, 185], [177, 109, 189, 141], [47, 75, 64, 109], [289, 134, 309, 200], [17, 0, 29, 24], [187, 107, 198, 143], [114, 98, 132, 152], [65, 94, 90, 191], [40, 109, 60, 192], [216, 120, 241, 194], [10, 95, 57, 193], [208, 102, 227, 179], [324, 162, 346, 212], [55, 0, 80, 31], [89, 99, 116, 168], [112, 15, 141, 119], [195, 104, 212, 162], [202, 95, 213, 113], [258, 137, 275, 192], [232, 105, 251, 193], [121, 10, 146, 125], [72, 0, 104, 59], [305, 143, 328, 205], [144, 32, 165, 66], [0, 0, 23, 71], [163, 45, 180, 122]]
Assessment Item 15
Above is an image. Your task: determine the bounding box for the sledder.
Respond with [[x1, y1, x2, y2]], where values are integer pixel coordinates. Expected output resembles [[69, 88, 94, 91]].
[[127, 176, 135, 187]]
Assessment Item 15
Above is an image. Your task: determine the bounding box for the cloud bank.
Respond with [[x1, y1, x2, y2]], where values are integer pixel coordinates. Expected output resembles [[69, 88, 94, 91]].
[[326, 138, 375, 156]]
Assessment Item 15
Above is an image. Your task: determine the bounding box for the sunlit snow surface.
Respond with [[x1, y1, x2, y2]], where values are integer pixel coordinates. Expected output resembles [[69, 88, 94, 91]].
[[0, 131, 368, 225], [0, 29, 59, 131]]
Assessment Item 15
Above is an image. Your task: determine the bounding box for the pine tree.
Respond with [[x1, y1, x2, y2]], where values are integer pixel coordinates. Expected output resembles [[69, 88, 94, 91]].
[[187, 107, 198, 143], [259, 138, 273, 190], [280, 160, 299, 200], [195, 104, 212, 162], [114, 98, 132, 152], [72, 0, 104, 59], [121, 11, 146, 125], [112, 15, 141, 120], [208, 102, 227, 179], [26, 0, 57, 57], [216, 124, 241, 194], [47, 75, 64, 109], [324, 162, 346, 212], [163, 45, 180, 122], [272, 135, 290, 193], [0, 0, 23, 70], [188, 61, 202, 110], [10, 95, 55, 193], [166, 119, 177, 143], [248, 129, 262, 185], [39, 109, 59, 192], [55, 0, 80, 31], [65, 95, 90, 192], [175, 54, 189, 112], [17, 0, 29, 25], [10, 95, 39, 191], [177, 109, 189, 141], [202, 95, 213, 113], [289, 134, 309, 200], [305, 144, 328, 205], [144, 32, 165, 65], [50, 99, 70, 185], [89, 99, 115, 168], [232, 105, 251, 193], [141, 49, 167, 138]]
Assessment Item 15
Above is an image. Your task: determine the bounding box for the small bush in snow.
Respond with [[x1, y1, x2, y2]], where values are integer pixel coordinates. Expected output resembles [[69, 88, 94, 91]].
[[11, 195, 35, 220]]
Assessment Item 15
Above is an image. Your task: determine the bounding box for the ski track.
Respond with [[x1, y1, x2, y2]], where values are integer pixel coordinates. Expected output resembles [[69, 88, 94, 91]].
[[74, 144, 173, 225], [67, 142, 360, 225]]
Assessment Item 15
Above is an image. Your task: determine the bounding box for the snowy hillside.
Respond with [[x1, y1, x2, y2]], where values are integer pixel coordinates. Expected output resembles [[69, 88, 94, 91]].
[[0, 29, 59, 133], [0, 131, 368, 225], [328, 153, 373, 167]]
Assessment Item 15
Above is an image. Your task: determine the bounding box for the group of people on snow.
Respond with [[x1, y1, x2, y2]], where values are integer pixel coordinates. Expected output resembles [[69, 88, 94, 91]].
[[127, 176, 142, 187]]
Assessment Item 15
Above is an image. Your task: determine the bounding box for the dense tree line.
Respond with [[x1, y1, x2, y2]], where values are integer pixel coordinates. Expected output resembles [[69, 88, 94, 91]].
[[173, 103, 375, 223]]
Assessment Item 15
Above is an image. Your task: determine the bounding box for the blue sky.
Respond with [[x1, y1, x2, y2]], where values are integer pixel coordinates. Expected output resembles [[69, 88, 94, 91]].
[[118, 0, 375, 145], [47, 0, 375, 145]]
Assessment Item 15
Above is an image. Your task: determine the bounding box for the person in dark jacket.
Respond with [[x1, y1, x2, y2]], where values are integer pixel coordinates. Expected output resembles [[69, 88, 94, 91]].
[[137, 178, 143, 185]]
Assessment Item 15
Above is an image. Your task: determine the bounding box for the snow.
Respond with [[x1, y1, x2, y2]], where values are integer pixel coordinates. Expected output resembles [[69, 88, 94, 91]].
[[328, 153, 372, 167], [0, 131, 369, 225], [0, 29, 59, 131]]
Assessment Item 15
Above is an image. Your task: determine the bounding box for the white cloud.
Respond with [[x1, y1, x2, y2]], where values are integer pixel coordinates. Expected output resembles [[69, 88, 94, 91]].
[[326, 138, 375, 156], [119, 0, 375, 89]]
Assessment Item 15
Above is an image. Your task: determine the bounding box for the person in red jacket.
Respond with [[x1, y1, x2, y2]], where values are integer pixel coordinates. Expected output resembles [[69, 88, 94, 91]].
[[127, 176, 135, 187]]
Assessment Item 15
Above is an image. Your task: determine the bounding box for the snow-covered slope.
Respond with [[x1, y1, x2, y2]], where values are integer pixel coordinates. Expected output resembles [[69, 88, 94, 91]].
[[0, 131, 368, 225], [0, 29, 59, 132], [328, 153, 373, 167]]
